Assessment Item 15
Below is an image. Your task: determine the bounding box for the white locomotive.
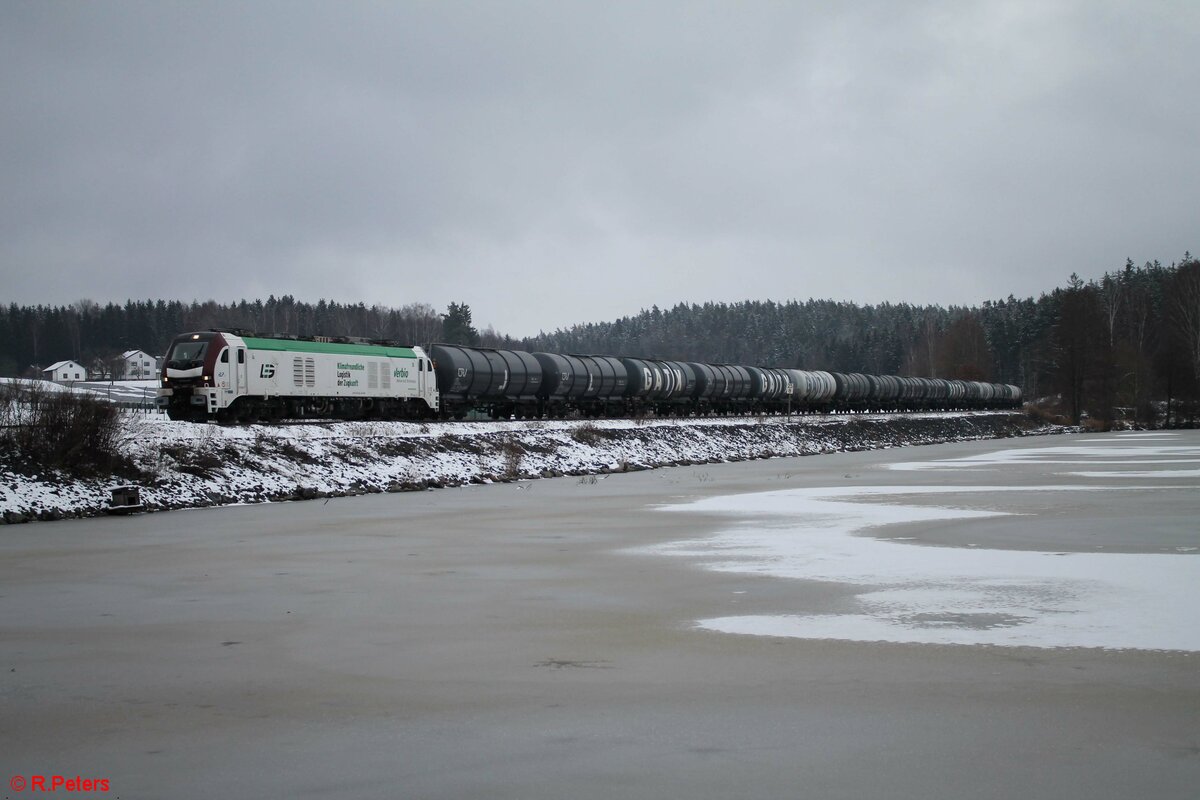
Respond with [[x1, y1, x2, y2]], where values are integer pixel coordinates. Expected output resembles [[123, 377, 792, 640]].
[[159, 330, 439, 422]]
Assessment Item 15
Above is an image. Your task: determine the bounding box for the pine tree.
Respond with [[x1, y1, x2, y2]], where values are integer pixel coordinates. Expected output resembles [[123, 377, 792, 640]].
[[441, 303, 480, 346]]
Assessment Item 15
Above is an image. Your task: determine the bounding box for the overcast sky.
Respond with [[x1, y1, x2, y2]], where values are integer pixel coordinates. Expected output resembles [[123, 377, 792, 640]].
[[2, 1, 1196, 337]]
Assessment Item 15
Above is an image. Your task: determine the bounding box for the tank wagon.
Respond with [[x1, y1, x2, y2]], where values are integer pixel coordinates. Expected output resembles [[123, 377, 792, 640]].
[[775, 370, 837, 413], [160, 331, 1022, 422], [430, 344, 544, 420]]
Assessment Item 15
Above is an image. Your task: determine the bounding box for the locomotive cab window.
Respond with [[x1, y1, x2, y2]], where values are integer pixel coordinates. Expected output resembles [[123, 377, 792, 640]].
[[167, 340, 207, 367], [220, 349, 229, 363], [238, 349, 245, 364]]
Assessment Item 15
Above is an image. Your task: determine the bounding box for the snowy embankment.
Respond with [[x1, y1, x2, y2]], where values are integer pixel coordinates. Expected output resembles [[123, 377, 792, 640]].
[[1, 410, 1065, 523]]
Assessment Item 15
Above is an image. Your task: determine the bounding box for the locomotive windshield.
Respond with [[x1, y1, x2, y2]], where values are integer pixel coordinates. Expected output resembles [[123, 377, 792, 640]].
[[167, 339, 209, 368]]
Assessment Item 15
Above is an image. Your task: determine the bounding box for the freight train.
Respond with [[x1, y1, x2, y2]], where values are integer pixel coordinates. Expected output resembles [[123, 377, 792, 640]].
[[158, 330, 1022, 423]]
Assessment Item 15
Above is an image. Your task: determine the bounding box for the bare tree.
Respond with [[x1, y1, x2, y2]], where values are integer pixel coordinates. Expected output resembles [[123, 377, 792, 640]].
[[398, 303, 442, 345], [934, 312, 992, 381], [370, 304, 394, 341], [1099, 269, 1125, 349]]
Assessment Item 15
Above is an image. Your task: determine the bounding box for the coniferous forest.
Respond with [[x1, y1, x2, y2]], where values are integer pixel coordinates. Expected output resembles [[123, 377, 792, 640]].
[[2, 255, 1198, 426]]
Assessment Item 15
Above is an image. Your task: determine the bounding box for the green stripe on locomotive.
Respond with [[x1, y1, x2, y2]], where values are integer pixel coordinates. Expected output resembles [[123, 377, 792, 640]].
[[242, 337, 418, 359]]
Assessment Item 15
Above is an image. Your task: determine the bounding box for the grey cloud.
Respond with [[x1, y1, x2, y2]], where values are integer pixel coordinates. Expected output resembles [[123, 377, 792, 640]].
[[1, 1, 1196, 336]]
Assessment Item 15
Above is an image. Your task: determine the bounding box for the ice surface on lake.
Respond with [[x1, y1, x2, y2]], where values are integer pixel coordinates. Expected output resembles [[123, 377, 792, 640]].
[[652, 473, 1200, 651], [887, 432, 1200, 473]]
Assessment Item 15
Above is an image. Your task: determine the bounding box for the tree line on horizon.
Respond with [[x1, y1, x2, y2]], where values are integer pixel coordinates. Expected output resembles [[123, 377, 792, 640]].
[[520, 256, 1200, 426], [1, 255, 1197, 426]]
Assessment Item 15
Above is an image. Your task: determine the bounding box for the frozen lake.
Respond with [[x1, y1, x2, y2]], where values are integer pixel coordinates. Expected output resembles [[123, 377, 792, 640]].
[[651, 431, 1200, 650], [2, 430, 1198, 799]]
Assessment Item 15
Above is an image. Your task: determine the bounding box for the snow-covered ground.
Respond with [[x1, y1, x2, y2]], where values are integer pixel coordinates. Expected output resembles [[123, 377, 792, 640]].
[[0, 377, 158, 406], [649, 433, 1200, 652], [1, 408, 1059, 522]]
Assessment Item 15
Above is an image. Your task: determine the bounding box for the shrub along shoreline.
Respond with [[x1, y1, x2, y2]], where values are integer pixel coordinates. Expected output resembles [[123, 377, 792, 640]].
[[0, 410, 1068, 524]]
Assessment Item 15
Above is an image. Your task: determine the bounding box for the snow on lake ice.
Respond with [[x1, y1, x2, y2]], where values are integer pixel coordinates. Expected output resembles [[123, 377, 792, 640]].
[[887, 432, 1200, 472], [649, 447, 1200, 651], [1068, 469, 1200, 478]]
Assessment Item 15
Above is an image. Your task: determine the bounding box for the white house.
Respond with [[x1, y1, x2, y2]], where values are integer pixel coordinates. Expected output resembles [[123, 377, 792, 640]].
[[121, 350, 158, 380], [43, 360, 86, 384]]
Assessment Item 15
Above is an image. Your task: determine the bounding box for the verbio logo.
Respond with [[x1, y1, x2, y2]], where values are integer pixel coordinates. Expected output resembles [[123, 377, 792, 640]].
[[9, 774, 110, 793]]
